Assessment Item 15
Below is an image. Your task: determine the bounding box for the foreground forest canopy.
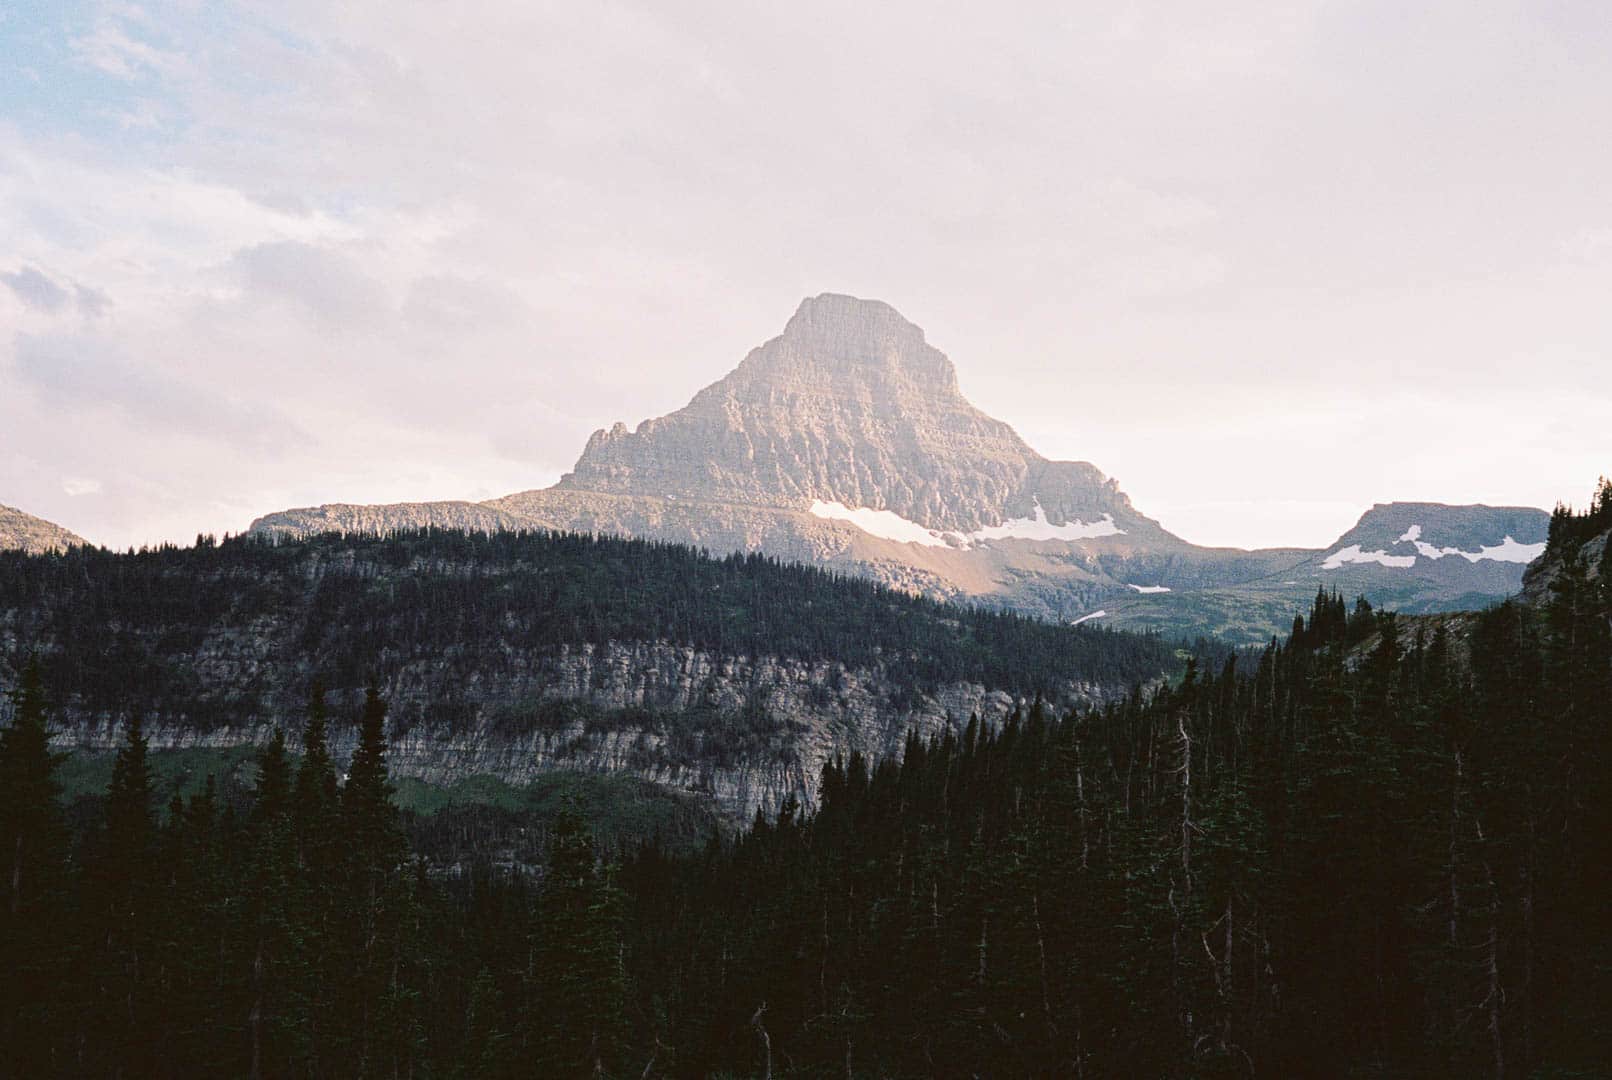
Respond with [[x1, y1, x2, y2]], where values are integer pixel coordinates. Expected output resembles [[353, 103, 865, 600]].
[[0, 486, 1608, 1077], [0, 527, 1177, 727]]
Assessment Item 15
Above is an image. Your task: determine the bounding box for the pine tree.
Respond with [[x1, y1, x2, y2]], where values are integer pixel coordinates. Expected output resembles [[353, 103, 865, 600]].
[[289, 682, 342, 1075], [245, 730, 299, 1079], [294, 680, 339, 847], [256, 728, 292, 824], [0, 658, 69, 1078], [90, 711, 160, 1078], [337, 682, 421, 1078], [529, 808, 628, 1076], [457, 967, 515, 1080], [162, 775, 237, 1073]]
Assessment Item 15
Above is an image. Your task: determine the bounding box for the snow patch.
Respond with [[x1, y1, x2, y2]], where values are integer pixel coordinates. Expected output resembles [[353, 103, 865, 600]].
[[1411, 540, 1449, 559], [1324, 534, 1546, 570], [1128, 584, 1172, 594], [808, 501, 951, 547], [1071, 610, 1108, 626], [1322, 545, 1418, 570], [1468, 536, 1547, 564], [809, 497, 1125, 548], [967, 500, 1124, 543], [1410, 536, 1546, 564]]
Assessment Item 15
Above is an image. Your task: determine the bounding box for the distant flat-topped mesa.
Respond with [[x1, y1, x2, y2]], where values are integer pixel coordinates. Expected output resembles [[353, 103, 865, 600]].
[[248, 293, 1551, 644], [1, 504, 88, 554], [1315, 502, 1548, 572]]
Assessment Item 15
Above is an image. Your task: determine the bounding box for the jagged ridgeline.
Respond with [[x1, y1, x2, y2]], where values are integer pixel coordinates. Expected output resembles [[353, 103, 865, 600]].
[[0, 528, 1176, 818]]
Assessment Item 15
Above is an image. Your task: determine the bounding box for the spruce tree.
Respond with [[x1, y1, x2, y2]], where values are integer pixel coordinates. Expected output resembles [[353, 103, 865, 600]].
[[294, 680, 339, 846], [245, 730, 299, 1079], [529, 808, 628, 1076], [0, 658, 69, 1077], [290, 682, 342, 1075], [338, 682, 420, 1078], [91, 711, 160, 1078]]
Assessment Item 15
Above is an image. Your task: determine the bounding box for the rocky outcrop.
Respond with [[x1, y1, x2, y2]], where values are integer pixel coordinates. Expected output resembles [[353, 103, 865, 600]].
[[0, 504, 88, 554], [249, 500, 528, 541], [1519, 527, 1609, 607]]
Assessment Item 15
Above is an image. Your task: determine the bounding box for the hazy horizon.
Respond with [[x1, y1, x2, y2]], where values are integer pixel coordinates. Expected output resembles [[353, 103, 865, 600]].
[[4, 2, 1610, 550]]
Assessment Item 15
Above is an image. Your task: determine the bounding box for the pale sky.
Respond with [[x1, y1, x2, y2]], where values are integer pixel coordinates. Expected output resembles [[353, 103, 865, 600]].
[[2, 1, 1609, 551]]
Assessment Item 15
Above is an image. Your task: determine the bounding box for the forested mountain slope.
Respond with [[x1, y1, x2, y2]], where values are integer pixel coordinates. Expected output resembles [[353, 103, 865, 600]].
[[0, 529, 1174, 818]]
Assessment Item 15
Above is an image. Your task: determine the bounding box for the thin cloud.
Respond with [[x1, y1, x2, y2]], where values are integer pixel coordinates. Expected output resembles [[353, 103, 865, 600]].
[[63, 476, 103, 496], [2, 265, 70, 312], [225, 241, 392, 330], [0, 1, 1607, 548], [12, 332, 303, 454]]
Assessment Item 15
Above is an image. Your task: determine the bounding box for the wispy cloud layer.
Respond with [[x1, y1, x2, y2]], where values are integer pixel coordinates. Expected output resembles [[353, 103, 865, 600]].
[[0, 1, 1609, 549]]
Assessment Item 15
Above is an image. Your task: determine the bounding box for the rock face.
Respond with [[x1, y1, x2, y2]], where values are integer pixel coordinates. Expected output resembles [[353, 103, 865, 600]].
[[1519, 505, 1610, 607], [47, 641, 1061, 823], [249, 501, 527, 538], [248, 294, 1550, 643], [0, 505, 87, 554]]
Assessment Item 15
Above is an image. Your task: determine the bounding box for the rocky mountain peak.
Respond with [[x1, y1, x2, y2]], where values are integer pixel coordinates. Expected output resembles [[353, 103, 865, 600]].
[[552, 293, 1145, 533], [762, 292, 958, 391]]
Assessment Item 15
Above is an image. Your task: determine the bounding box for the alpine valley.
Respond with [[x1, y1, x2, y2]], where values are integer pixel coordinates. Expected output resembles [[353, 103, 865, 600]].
[[250, 294, 1551, 646], [0, 295, 1556, 824], [10, 6, 1612, 1074], [1, 298, 1606, 1080]]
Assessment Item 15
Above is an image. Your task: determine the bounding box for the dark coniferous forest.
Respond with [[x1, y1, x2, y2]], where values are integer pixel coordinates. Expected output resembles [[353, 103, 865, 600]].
[[0, 528, 1177, 728], [1, 489, 1609, 1078]]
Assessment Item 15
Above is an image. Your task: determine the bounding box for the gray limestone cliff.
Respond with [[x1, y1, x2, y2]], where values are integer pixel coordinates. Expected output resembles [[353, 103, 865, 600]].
[[39, 640, 1099, 822]]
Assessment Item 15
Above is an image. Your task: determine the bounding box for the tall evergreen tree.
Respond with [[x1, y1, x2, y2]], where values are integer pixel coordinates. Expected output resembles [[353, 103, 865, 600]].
[[529, 808, 628, 1077], [245, 730, 299, 1079], [0, 659, 69, 1078], [337, 682, 421, 1079], [294, 680, 339, 847], [90, 711, 160, 1078], [290, 683, 342, 1077]]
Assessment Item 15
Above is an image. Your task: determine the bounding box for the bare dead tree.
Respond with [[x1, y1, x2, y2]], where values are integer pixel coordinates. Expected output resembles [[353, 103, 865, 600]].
[[1074, 741, 1090, 871], [639, 1034, 668, 1079], [751, 1003, 773, 1080]]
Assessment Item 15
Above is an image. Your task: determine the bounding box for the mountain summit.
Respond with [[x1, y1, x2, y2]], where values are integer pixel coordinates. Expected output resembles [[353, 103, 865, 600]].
[[558, 293, 1148, 537], [249, 293, 1549, 643]]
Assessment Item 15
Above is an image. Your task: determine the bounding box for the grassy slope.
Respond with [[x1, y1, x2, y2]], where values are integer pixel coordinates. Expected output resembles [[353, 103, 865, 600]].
[[58, 747, 720, 855]]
